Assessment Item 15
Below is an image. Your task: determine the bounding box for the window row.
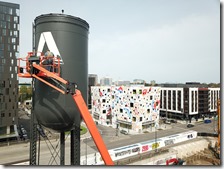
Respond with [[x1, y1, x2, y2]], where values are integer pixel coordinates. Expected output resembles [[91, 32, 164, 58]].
[[0, 37, 17, 44], [1, 29, 19, 37], [0, 44, 19, 51], [0, 21, 19, 29], [0, 51, 19, 58], [0, 6, 19, 16]]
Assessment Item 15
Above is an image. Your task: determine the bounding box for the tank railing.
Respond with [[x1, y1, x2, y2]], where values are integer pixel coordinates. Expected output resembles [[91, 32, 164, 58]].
[[17, 52, 61, 78], [17, 57, 29, 74], [39, 55, 61, 76]]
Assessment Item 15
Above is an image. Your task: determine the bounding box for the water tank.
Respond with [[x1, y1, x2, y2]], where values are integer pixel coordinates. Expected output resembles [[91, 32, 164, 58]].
[[33, 13, 89, 132]]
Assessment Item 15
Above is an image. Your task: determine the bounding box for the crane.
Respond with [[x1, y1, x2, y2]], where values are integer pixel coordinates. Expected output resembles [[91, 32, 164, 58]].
[[18, 52, 114, 165]]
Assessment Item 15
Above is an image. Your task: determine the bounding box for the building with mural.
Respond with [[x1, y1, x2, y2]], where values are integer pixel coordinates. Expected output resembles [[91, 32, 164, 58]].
[[91, 86, 161, 133]]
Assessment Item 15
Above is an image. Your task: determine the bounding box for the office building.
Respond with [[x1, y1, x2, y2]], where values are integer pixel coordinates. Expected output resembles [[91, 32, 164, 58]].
[[100, 77, 112, 86], [88, 74, 98, 108], [160, 83, 220, 121], [0, 1, 19, 138]]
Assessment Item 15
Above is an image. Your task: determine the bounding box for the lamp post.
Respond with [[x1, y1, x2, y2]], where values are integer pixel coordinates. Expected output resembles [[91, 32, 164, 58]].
[[155, 122, 158, 153]]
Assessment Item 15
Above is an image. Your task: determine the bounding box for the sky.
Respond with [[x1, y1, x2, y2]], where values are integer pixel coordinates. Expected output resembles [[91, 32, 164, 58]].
[[3, 0, 221, 84]]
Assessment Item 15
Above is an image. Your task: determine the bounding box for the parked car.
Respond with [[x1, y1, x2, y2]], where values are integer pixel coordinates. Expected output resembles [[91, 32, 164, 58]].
[[170, 119, 177, 123], [120, 130, 128, 135], [204, 119, 211, 124], [22, 134, 28, 140], [20, 127, 27, 135], [37, 124, 47, 138], [164, 120, 171, 124], [187, 124, 194, 128]]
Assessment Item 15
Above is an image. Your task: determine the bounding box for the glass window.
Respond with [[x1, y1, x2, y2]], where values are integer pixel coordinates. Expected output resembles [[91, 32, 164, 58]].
[[2, 6, 6, 14], [0, 44, 4, 50], [16, 9, 19, 16], [14, 31, 17, 37], [6, 15, 10, 22], [10, 30, 12, 36], [7, 22, 10, 29], [2, 21, 6, 28], [0, 50, 3, 58], [0, 14, 4, 20], [15, 52, 19, 58], [8, 8, 13, 15], [13, 24, 16, 29], [14, 16, 18, 23], [2, 29, 6, 36], [12, 38, 16, 43]]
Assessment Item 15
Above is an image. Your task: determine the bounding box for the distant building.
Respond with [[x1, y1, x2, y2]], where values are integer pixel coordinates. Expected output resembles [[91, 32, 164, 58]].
[[91, 86, 161, 133], [88, 74, 98, 108], [0, 1, 20, 139], [88, 74, 98, 86], [100, 77, 112, 86], [133, 79, 145, 85], [208, 88, 220, 112], [160, 83, 220, 122], [114, 80, 130, 86]]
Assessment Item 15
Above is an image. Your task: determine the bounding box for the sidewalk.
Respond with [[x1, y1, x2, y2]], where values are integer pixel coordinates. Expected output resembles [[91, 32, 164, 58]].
[[80, 122, 92, 141]]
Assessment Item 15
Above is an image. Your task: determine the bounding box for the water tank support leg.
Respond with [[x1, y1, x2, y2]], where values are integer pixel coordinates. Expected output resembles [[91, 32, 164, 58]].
[[60, 132, 65, 165]]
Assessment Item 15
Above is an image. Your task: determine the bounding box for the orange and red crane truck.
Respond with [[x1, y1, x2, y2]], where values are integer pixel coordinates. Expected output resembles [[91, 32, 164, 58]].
[[18, 52, 114, 165]]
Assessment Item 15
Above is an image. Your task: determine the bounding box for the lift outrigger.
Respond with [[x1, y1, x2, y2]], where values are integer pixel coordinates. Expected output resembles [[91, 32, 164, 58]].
[[18, 52, 114, 165]]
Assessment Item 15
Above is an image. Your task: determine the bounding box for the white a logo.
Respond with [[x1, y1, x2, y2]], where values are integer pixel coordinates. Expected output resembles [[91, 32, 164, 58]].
[[37, 32, 64, 64]]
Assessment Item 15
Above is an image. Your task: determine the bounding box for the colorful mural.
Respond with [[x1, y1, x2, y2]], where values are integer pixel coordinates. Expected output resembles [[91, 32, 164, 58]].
[[91, 86, 161, 132]]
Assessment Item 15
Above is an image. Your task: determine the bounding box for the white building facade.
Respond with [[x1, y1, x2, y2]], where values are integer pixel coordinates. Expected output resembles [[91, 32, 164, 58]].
[[208, 88, 220, 112], [91, 86, 161, 133]]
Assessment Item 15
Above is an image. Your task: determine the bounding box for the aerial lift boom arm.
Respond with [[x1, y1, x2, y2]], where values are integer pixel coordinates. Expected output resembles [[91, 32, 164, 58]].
[[18, 54, 114, 165]]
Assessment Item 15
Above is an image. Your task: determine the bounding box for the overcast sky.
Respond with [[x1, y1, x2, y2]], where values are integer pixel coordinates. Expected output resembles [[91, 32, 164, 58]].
[[4, 0, 220, 84]]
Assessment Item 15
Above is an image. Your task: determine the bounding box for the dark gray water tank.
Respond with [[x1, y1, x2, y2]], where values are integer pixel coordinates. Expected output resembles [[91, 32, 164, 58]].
[[33, 13, 89, 132]]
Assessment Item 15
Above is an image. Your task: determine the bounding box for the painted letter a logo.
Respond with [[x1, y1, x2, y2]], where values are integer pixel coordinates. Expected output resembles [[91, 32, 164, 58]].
[[37, 32, 64, 64]]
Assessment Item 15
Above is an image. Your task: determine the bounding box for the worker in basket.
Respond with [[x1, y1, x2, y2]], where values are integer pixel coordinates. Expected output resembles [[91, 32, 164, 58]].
[[42, 50, 54, 71]]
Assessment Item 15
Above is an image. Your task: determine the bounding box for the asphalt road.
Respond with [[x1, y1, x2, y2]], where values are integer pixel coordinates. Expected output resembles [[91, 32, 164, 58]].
[[2, 117, 216, 165], [85, 119, 216, 151]]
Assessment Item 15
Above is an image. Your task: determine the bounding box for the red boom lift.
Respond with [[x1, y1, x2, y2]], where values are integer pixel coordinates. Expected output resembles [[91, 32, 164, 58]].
[[18, 52, 114, 165]]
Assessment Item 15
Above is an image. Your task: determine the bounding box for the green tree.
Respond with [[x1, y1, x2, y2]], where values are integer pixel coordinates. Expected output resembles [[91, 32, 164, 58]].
[[19, 86, 32, 102]]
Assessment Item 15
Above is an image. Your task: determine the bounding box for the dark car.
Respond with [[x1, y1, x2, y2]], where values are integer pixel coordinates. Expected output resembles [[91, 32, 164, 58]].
[[120, 130, 128, 135], [170, 119, 177, 123], [204, 119, 211, 124], [187, 124, 194, 128], [37, 124, 47, 138]]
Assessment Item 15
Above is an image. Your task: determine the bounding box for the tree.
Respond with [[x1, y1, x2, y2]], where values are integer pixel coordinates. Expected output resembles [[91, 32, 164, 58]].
[[19, 85, 32, 103]]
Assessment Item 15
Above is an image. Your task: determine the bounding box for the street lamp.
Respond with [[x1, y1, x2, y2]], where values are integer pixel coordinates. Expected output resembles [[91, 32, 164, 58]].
[[155, 122, 158, 153], [85, 136, 87, 165]]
